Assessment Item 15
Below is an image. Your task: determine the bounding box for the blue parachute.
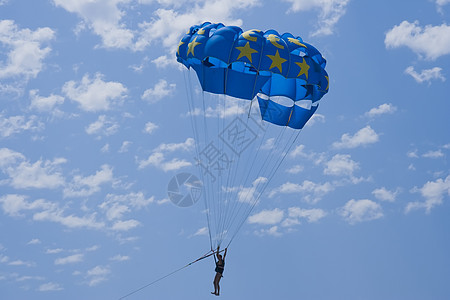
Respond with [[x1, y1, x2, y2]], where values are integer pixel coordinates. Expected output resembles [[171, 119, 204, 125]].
[[176, 22, 329, 129], [176, 22, 330, 249]]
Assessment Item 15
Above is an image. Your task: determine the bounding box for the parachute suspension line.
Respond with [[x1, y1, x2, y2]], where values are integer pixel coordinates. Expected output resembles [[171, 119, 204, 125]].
[[222, 123, 286, 242], [184, 70, 214, 251], [217, 97, 262, 246], [216, 93, 228, 248], [218, 98, 253, 245], [118, 249, 222, 300], [201, 91, 218, 248], [226, 129, 302, 248], [219, 119, 269, 241]]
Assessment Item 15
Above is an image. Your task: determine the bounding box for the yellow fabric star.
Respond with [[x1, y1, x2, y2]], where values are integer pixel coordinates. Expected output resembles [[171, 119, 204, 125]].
[[197, 28, 205, 35], [187, 37, 201, 56], [236, 42, 258, 63], [295, 57, 310, 79], [177, 41, 184, 55], [325, 76, 329, 91], [242, 29, 260, 42], [267, 34, 284, 49], [287, 37, 307, 48], [266, 50, 287, 73]]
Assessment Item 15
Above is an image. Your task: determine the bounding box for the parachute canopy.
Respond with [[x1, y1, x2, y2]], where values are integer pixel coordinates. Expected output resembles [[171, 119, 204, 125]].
[[176, 22, 329, 248], [177, 22, 329, 130]]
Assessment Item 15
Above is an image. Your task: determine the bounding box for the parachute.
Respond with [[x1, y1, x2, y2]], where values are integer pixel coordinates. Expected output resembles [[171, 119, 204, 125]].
[[176, 22, 329, 249]]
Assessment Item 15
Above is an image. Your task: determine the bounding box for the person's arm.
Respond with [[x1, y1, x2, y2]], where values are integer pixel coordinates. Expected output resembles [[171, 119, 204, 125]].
[[216, 246, 220, 260], [223, 248, 227, 259]]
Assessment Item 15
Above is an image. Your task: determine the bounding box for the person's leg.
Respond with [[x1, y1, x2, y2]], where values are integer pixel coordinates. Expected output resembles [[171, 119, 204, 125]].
[[212, 273, 220, 295], [216, 276, 221, 296]]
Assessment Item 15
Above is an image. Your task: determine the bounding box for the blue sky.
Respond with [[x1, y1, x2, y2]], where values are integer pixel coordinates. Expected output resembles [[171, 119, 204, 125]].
[[1, 0, 449, 299]]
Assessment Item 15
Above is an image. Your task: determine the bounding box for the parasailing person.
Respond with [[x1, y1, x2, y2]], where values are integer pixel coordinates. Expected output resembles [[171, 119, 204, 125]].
[[212, 246, 227, 296]]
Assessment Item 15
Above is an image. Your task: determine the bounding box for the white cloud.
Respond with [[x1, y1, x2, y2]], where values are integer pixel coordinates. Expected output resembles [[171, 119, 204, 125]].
[[118, 141, 132, 153], [339, 199, 383, 224], [29, 89, 65, 112], [111, 219, 140, 231], [305, 113, 325, 127], [144, 122, 158, 134], [407, 149, 419, 158], [286, 164, 304, 174], [0, 149, 66, 189], [269, 180, 334, 203], [255, 225, 282, 237], [8, 259, 36, 267], [237, 177, 268, 204], [141, 79, 176, 103], [33, 208, 105, 230], [52, 0, 134, 49], [372, 187, 398, 202], [287, 207, 327, 223], [422, 150, 444, 158], [283, 0, 350, 36], [332, 126, 379, 149], [99, 192, 154, 220], [404, 66, 445, 84], [0, 114, 44, 138], [27, 238, 41, 245], [0, 20, 55, 80], [38, 282, 63, 292], [138, 138, 194, 171], [54, 254, 84, 265], [289, 144, 308, 159], [436, 0, 450, 12], [151, 55, 178, 68], [248, 208, 284, 225], [86, 265, 111, 286], [64, 164, 115, 197], [110, 254, 130, 262], [324, 154, 359, 177], [46, 248, 64, 254], [0, 148, 25, 167], [385, 21, 450, 60], [192, 226, 208, 237], [63, 73, 127, 112], [406, 175, 450, 214], [136, 0, 259, 52], [365, 103, 397, 118], [6, 158, 66, 189]]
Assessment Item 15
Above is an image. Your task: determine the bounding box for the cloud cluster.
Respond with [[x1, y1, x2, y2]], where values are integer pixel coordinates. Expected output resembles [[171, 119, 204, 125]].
[[62, 73, 127, 112], [248, 206, 327, 236], [138, 138, 194, 171], [332, 126, 379, 149], [406, 175, 450, 213], [338, 199, 383, 225], [283, 0, 349, 36], [385, 21, 450, 60], [404, 66, 445, 84], [0, 20, 55, 81]]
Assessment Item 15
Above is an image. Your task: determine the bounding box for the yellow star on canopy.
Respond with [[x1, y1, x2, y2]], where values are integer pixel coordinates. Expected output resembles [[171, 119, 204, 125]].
[[287, 37, 307, 48], [267, 34, 284, 49], [325, 76, 329, 91], [177, 41, 184, 55], [295, 57, 309, 79], [197, 28, 205, 35], [187, 37, 201, 56], [242, 29, 261, 42], [266, 50, 287, 73], [236, 42, 258, 63]]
